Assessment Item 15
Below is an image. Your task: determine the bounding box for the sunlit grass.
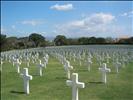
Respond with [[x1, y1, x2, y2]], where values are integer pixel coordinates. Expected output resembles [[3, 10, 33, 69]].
[[1, 56, 133, 100]]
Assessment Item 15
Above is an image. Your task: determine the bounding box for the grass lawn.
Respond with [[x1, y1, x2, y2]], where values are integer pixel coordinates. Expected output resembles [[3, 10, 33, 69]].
[[1, 56, 133, 100]]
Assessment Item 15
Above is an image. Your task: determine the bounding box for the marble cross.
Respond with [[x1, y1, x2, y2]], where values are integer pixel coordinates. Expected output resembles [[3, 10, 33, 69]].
[[26, 57, 30, 67], [106, 54, 110, 63], [43, 57, 48, 67], [64, 60, 73, 79], [77, 54, 82, 66], [115, 60, 121, 73], [15, 59, 21, 73], [99, 63, 111, 84], [86, 57, 92, 71], [45, 54, 49, 64], [1, 60, 3, 71], [32, 56, 35, 63], [37, 60, 45, 76], [12, 57, 16, 67], [73, 54, 76, 62], [20, 68, 32, 94], [66, 73, 85, 100]]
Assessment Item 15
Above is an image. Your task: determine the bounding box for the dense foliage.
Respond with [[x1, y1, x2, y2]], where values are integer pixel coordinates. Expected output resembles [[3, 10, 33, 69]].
[[54, 35, 68, 46], [0, 33, 133, 51], [29, 33, 46, 47]]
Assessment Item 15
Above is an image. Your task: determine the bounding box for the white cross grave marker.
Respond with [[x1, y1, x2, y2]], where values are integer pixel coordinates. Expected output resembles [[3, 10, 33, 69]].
[[37, 60, 45, 76], [26, 57, 30, 67], [15, 59, 21, 73], [1, 60, 3, 71], [78, 54, 82, 66], [12, 57, 16, 67], [45, 54, 49, 64], [86, 57, 92, 71], [20, 68, 32, 94], [115, 60, 121, 73], [43, 57, 48, 67], [99, 63, 111, 84], [64, 60, 73, 79], [106, 53, 110, 63], [73, 54, 76, 62], [32, 56, 35, 63], [66, 73, 85, 100]]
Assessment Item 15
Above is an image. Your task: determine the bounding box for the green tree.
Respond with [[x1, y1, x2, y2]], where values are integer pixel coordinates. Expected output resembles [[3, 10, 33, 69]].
[[0, 34, 7, 51], [78, 37, 89, 45], [106, 37, 114, 44], [96, 37, 106, 44], [88, 37, 97, 44], [67, 38, 79, 45], [54, 35, 68, 46], [118, 37, 133, 44], [0, 34, 6, 46], [128, 37, 133, 44], [6, 37, 18, 49], [29, 33, 45, 47]]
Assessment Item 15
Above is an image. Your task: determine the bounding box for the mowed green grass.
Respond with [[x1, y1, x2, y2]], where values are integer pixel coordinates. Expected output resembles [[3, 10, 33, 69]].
[[1, 56, 133, 100]]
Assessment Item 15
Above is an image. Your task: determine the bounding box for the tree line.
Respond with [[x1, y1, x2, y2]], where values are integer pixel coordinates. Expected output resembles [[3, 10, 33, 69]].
[[1, 33, 133, 51]]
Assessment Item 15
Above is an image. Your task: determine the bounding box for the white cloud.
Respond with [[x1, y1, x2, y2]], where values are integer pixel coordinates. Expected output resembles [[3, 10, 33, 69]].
[[50, 4, 73, 11], [68, 20, 84, 28], [55, 13, 117, 37], [21, 20, 43, 26], [121, 10, 133, 17], [63, 13, 114, 28], [84, 13, 115, 25]]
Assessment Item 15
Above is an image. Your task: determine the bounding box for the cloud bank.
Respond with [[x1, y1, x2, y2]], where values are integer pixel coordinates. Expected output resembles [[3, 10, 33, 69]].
[[55, 13, 121, 37], [121, 10, 133, 17], [21, 20, 43, 26], [50, 4, 73, 11]]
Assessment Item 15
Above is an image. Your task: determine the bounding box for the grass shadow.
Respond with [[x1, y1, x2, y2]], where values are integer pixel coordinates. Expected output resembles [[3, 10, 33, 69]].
[[110, 72, 117, 74], [32, 73, 40, 76], [10, 90, 25, 94], [55, 76, 67, 80], [77, 69, 87, 72], [88, 81, 103, 84]]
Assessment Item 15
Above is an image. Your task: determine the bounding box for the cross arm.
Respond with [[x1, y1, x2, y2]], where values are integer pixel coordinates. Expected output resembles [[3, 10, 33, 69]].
[[106, 68, 111, 72], [77, 82, 85, 88], [66, 80, 72, 86], [99, 68, 102, 71], [25, 75, 33, 80], [68, 66, 73, 70], [20, 73, 24, 78]]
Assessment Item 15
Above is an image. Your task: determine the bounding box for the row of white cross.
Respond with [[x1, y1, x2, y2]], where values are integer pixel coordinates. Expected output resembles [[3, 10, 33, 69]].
[[20, 66, 85, 100], [55, 54, 112, 100], [1, 54, 49, 95], [1, 47, 132, 100], [19, 54, 49, 94], [1, 54, 111, 100]]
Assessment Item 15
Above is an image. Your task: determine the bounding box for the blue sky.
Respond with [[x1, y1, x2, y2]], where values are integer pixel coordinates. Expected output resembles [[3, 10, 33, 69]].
[[1, 1, 133, 38]]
